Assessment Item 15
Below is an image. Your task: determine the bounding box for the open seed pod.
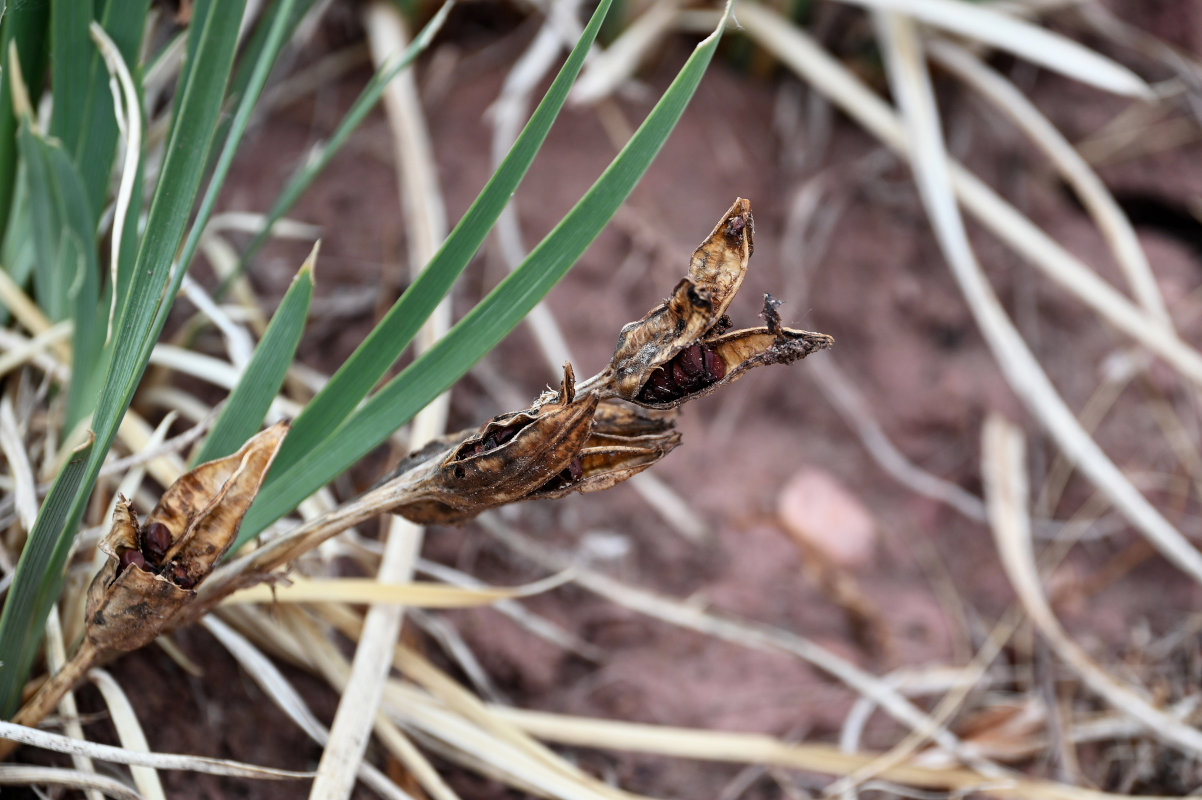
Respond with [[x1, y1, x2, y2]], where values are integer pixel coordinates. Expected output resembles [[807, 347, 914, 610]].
[[84, 422, 288, 654], [395, 364, 599, 524], [527, 398, 681, 500], [636, 324, 834, 409], [611, 198, 754, 400]]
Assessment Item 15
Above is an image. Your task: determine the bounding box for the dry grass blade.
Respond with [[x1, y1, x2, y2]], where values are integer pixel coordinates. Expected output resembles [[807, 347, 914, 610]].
[[982, 415, 1202, 756], [0, 320, 71, 380], [222, 573, 571, 606], [416, 558, 604, 660], [293, 607, 631, 800], [89, 669, 165, 800], [308, 4, 453, 797], [89, 20, 142, 344], [926, 38, 1168, 326], [0, 765, 144, 800], [869, 5, 1202, 591], [482, 516, 1001, 773], [202, 616, 415, 800], [492, 708, 1177, 800], [734, 3, 1202, 388], [833, 0, 1151, 98], [44, 609, 101, 800], [0, 396, 37, 531], [0, 721, 313, 779], [316, 603, 602, 791]]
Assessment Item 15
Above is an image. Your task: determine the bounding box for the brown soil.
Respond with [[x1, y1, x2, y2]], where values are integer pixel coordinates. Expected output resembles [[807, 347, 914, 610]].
[[14, 2, 1202, 798]]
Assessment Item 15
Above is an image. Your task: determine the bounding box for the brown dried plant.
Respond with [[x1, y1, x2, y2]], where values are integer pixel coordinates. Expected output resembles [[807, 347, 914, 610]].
[[6, 198, 832, 748]]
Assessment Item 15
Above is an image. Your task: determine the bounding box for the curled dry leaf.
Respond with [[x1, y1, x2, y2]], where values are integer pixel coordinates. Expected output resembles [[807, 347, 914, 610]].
[[85, 422, 288, 653], [395, 365, 599, 524]]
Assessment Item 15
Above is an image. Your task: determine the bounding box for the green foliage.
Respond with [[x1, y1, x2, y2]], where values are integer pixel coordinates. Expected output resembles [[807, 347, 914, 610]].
[[0, 0, 731, 717]]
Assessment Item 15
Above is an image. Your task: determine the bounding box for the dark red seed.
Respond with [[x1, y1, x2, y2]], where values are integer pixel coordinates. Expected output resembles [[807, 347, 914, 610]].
[[703, 348, 725, 381], [141, 521, 172, 565], [119, 549, 147, 571], [671, 359, 691, 388], [567, 457, 583, 482], [493, 424, 519, 445], [168, 562, 196, 589], [640, 368, 677, 402], [728, 216, 746, 235], [676, 344, 704, 378]]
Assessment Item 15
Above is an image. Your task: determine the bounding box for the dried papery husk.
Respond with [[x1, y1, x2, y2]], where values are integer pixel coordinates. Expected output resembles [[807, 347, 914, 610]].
[[633, 325, 835, 409], [611, 198, 755, 400], [149, 422, 289, 586], [528, 428, 682, 500], [3, 424, 290, 745], [84, 499, 195, 654], [395, 365, 599, 524], [590, 397, 677, 436], [611, 277, 715, 399], [84, 423, 289, 652], [687, 196, 753, 319]]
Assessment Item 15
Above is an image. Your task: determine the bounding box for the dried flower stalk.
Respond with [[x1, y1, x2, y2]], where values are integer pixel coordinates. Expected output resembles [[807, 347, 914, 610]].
[[5, 199, 832, 745]]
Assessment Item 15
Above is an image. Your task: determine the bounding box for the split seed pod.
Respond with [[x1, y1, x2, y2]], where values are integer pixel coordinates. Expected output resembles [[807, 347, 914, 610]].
[[85, 422, 288, 654], [635, 324, 834, 409], [396, 365, 598, 525], [611, 198, 754, 400], [527, 399, 681, 500]]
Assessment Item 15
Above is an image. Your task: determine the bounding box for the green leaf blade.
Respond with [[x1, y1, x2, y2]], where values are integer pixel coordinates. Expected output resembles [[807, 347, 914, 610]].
[[263, 0, 612, 484], [194, 252, 315, 465], [236, 6, 731, 545], [0, 0, 248, 717]]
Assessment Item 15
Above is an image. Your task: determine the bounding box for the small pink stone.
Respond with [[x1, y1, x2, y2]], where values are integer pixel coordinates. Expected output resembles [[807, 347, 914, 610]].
[[777, 468, 878, 568]]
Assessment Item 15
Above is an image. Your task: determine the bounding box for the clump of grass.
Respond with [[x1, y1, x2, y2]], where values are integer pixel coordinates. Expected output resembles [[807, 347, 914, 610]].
[[3, 1, 1201, 799]]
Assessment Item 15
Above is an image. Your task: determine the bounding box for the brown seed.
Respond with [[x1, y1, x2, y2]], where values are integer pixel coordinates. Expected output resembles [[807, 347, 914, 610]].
[[118, 549, 147, 572], [167, 562, 196, 590], [703, 347, 725, 381], [141, 522, 172, 565], [567, 456, 584, 482], [676, 344, 705, 378]]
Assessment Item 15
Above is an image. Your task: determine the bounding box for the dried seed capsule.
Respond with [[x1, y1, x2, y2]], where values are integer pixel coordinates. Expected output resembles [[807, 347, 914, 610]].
[[395, 364, 598, 525], [526, 399, 681, 501], [84, 424, 288, 655], [610, 199, 755, 402]]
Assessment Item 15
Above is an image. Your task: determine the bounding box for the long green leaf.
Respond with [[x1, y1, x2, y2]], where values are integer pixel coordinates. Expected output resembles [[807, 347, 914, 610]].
[[236, 2, 734, 545], [48, 0, 91, 153], [0, 0, 49, 247], [264, 0, 611, 485], [70, 0, 149, 222], [193, 252, 315, 465], [166, 0, 304, 335], [0, 0, 247, 717], [43, 143, 103, 430], [17, 122, 68, 321]]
